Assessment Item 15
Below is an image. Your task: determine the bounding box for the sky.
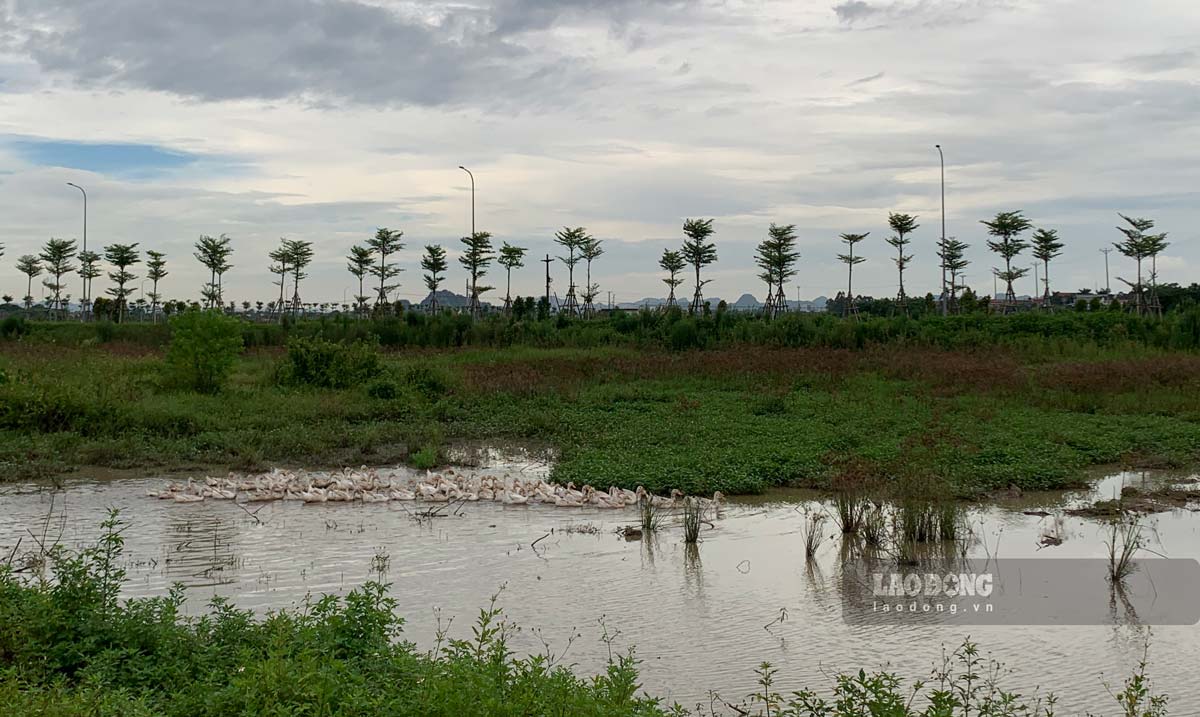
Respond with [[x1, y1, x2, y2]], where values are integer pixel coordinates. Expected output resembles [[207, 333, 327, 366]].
[[0, 0, 1197, 306]]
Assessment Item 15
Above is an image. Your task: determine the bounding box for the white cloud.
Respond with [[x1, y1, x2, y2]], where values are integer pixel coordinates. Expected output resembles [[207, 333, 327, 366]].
[[0, 0, 1197, 305]]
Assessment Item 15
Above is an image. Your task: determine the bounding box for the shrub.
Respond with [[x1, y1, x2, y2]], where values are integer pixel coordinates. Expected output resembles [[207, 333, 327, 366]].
[[667, 318, 701, 351], [403, 364, 453, 400], [410, 443, 439, 469], [1, 315, 29, 339], [278, 336, 380, 389], [95, 320, 117, 343], [366, 378, 399, 400], [164, 310, 244, 394]]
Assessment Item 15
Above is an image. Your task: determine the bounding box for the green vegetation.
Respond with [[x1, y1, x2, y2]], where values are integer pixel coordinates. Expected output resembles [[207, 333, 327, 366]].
[[0, 514, 1172, 716], [163, 311, 244, 394], [2, 311, 1199, 493]]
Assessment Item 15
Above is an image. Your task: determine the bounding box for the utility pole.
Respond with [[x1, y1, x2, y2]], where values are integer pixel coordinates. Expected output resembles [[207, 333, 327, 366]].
[[541, 254, 553, 308], [1032, 263, 1039, 304], [1100, 248, 1112, 294]]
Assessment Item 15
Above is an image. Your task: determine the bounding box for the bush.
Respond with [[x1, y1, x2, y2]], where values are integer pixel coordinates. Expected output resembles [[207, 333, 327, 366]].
[[164, 311, 244, 394], [366, 378, 399, 399], [667, 318, 701, 351], [94, 320, 117, 342], [278, 336, 381, 389], [0, 315, 28, 339], [403, 364, 454, 400], [410, 443, 439, 469]]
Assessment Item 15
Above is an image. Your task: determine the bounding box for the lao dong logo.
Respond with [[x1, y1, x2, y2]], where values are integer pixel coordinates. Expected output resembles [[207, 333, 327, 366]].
[[870, 571, 995, 616], [873, 572, 994, 598]]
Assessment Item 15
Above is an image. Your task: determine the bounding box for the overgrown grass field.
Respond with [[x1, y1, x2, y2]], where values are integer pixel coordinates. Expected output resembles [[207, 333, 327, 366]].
[[3, 315, 1198, 495]]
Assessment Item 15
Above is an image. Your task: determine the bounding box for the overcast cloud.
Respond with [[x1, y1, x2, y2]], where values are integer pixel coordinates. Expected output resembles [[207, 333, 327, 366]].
[[0, 0, 1197, 305]]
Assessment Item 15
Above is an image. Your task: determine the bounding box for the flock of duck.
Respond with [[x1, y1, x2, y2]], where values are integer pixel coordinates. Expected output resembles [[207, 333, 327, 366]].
[[148, 466, 722, 510]]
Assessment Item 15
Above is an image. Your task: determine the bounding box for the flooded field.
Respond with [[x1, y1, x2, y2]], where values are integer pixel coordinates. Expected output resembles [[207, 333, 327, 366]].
[[2, 458, 1198, 714]]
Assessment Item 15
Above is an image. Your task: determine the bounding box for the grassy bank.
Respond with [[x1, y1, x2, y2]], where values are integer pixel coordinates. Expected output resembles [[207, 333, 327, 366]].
[[0, 514, 1171, 717], [2, 326, 1198, 494], [7, 304, 1200, 352]]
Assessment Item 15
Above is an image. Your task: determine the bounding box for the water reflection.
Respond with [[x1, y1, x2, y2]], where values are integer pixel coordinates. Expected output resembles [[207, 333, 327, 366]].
[[164, 510, 242, 587], [0, 465, 1196, 713]]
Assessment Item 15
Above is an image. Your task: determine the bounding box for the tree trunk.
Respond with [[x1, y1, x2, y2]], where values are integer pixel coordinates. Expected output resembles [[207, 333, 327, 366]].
[[846, 263, 853, 318]]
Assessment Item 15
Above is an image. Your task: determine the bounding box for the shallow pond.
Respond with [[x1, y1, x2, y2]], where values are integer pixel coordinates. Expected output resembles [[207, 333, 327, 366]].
[[2, 461, 1198, 714]]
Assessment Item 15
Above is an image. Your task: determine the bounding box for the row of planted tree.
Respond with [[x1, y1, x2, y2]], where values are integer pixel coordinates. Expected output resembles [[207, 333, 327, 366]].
[[2, 209, 1172, 322]]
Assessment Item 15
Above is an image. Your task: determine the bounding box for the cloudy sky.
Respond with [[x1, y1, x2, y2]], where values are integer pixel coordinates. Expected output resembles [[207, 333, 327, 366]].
[[1, 0, 1196, 306]]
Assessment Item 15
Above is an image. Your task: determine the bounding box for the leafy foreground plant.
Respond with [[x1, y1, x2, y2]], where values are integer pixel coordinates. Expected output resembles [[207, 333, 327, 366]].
[[743, 640, 1168, 717], [0, 514, 1172, 717]]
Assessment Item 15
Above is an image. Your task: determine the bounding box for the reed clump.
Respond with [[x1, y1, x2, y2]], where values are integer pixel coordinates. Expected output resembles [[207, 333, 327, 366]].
[[802, 510, 827, 561], [682, 496, 703, 543], [638, 494, 661, 534], [1107, 514, 1145, 585]]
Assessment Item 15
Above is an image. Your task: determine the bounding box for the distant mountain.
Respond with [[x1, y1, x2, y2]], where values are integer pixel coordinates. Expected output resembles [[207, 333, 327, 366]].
[[419, 289, 470, 308], [615, 294, 827, 311]]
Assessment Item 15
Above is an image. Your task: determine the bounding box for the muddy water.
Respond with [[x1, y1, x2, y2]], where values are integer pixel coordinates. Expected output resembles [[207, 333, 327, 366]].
[[2, 463, 1198, 714]]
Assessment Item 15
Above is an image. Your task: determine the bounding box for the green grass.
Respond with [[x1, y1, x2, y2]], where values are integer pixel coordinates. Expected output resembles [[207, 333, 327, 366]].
[[1, 338, 1198, 495]]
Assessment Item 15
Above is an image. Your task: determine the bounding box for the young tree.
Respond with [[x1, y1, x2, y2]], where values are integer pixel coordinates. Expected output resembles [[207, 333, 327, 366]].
[[498, 242, 528, 313], [284, 239, 314, 316], [579, 235, 603, 316], [420, 244, 447, 313], [77, 250, 102, 318], [39, 238, 77, 318], [937, 237, 970, 312], [269, 241, 290, 321], [1030, 228, 1064, 303], [459, 231, 494, 316], [103, 243, 140, 323], [16, 255, 42, 309], [346, 245, 375, 317], [837, 232, 869, 318], [145, 250, 168, 322], [681, 218, 716, 314], [194, 234, 233, 308], [659, 249, 686, 308], [886, 213, 918, 307], [754, 223, 800, 318], [554, 227, 586, 316], [1113, 215, 1166, 316], [981, 211, 1033, 308], [1142, 224, 1170, 316], [367, 227, 404, 308]]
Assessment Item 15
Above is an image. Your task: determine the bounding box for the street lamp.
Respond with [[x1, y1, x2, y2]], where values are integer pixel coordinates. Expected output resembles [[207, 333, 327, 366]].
[[458, 166, 475, 237], [67, 182, 87, 313], [934, 145, 946, 315]]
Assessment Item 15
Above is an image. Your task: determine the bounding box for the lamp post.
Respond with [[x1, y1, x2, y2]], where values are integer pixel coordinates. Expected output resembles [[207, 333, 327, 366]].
[[458, 166, 475, 237], [934, 145, 946, 315], [67, 182, 87, 314], [458, 165, 477, 315]]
